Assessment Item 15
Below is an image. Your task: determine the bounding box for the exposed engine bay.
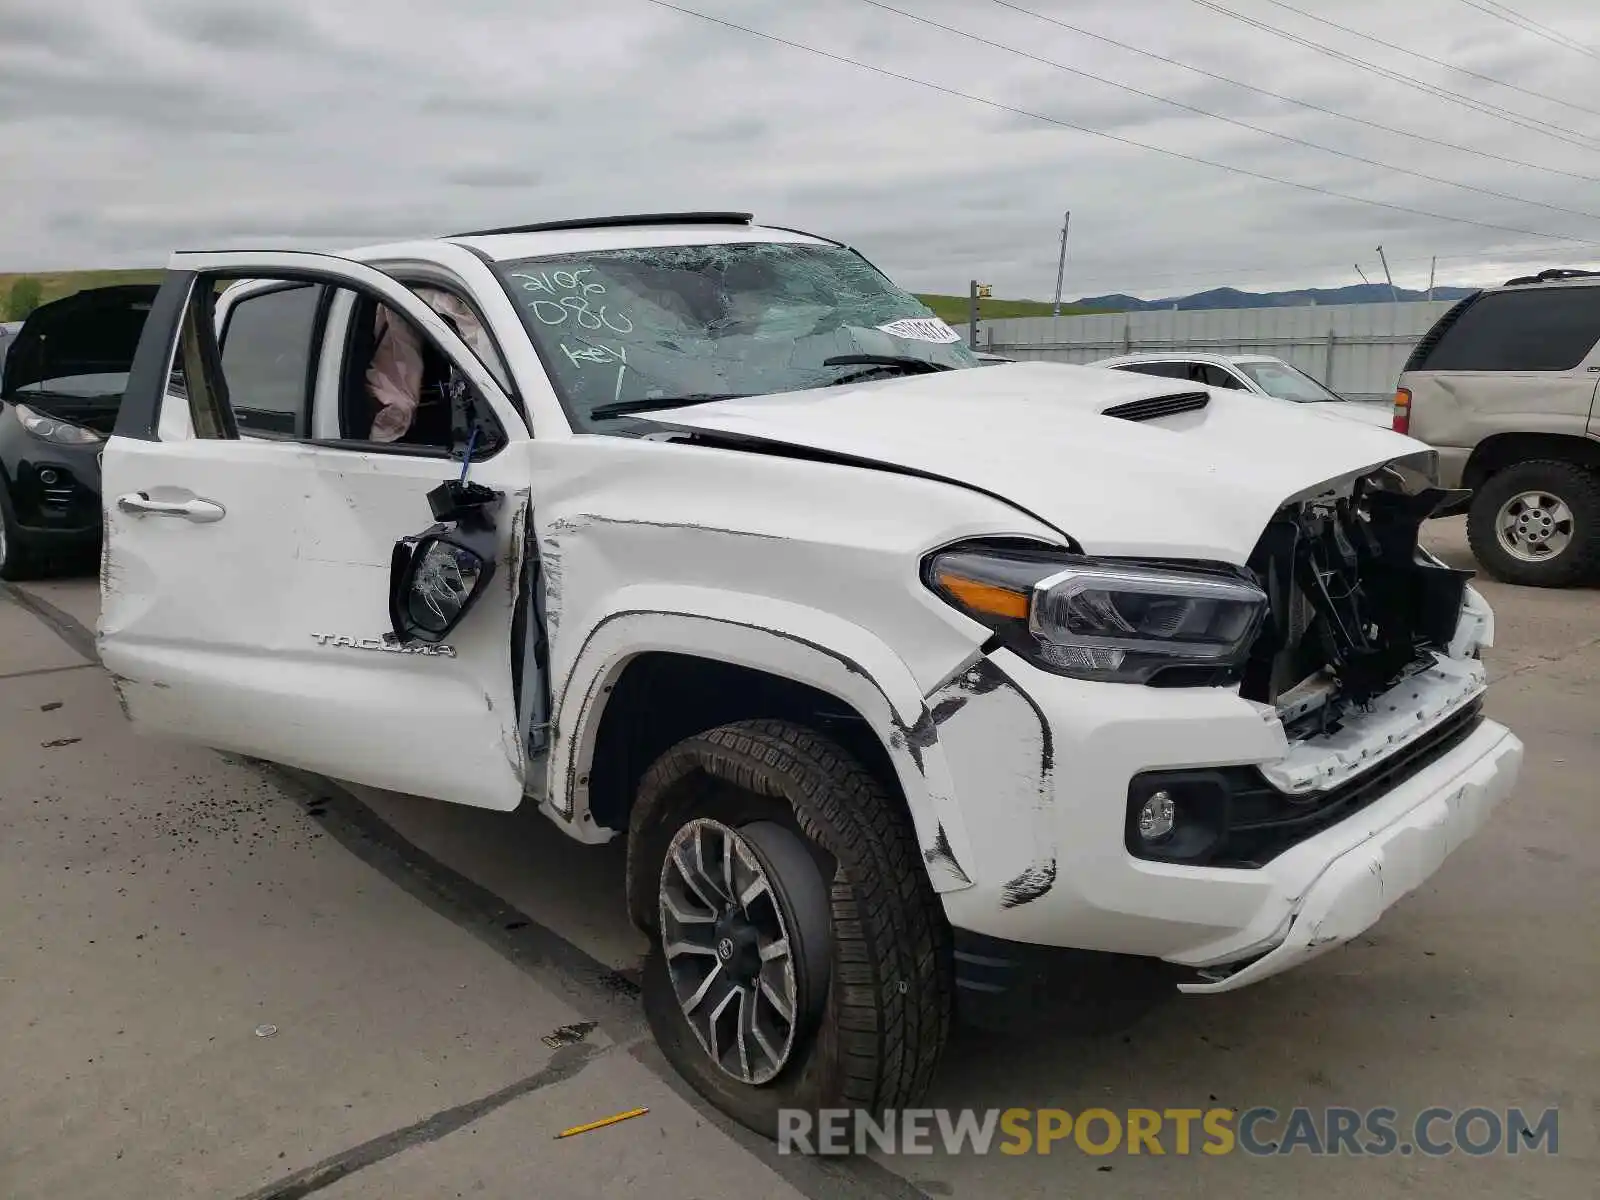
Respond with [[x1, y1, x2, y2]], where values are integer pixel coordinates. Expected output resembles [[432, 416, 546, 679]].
[[1240, 469, 1476, 744]]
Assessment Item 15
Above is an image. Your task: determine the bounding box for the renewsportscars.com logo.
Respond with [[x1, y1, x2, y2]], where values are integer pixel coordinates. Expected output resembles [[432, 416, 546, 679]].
[[777, 1106, 1561, 1157]]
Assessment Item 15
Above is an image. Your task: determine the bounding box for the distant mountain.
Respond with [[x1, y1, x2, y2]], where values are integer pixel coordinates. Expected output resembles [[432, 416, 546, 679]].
[[1073, 283, 1477, 312]]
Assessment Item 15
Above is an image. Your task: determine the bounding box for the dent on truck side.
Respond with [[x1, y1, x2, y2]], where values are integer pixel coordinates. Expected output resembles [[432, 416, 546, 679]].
[[524, 432, 1070, 888], [927, 658, 1058, 906]]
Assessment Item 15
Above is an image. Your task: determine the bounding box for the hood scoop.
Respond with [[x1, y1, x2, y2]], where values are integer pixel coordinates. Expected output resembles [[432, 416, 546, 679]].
[[1102, 391, 1209, 422]]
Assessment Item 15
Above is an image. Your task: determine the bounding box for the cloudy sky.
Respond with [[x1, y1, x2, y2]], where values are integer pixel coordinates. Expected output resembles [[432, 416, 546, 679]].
[[5, 0, 1600, 300]]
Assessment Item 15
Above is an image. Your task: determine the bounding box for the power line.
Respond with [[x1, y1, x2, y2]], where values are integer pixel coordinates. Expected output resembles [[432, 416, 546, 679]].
[[1186, 0, 1600, 153], [1480, 0, 1600, 54], [858, 0, 1600, 224], [1261, 0, 1600, 118], [989, 0, 1600, 186], [640, 0, 1600, 246], [876, 0, 1600, 224], [1455, 0, 1600, 61]]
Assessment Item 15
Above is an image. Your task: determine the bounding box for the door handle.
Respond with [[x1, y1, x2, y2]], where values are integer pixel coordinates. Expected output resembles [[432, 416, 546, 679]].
[[116, 492, 227, 523]]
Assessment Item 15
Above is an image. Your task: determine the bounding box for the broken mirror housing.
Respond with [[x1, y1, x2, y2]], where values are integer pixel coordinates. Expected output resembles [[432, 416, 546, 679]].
[[389, 483, 504, 646], [388, 520, 499, 645], [925, 544, 1268, 684], [426, 478, 503, 524]]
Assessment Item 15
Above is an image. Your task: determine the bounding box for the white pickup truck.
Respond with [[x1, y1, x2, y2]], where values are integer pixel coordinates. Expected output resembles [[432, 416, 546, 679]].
[[91, 213, 1522, 1137]]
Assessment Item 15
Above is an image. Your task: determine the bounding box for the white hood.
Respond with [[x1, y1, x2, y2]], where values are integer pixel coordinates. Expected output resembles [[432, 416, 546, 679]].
[[660, 361, 1433, 563], [1305, 399, 1398, 429]]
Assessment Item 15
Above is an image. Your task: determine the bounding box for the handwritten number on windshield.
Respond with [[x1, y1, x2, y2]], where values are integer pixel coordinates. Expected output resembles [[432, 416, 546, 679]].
[[526, 295, 634, 333], [511, 269, 634, 334], [513, 268, 605, 298]]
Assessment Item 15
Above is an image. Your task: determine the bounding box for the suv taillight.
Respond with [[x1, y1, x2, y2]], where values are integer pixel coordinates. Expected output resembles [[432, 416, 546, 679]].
[[1392, 386, 1411, 435]]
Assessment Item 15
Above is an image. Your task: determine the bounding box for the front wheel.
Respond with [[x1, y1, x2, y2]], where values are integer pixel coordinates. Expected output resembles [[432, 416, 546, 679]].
[[628, 720, 951, 1139], [1466, 459, 1600, 588], [0, 486, 38, 582]]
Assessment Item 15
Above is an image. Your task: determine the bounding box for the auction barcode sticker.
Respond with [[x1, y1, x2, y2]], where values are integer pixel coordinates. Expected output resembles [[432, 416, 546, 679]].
[[876, 317, 961, 344]]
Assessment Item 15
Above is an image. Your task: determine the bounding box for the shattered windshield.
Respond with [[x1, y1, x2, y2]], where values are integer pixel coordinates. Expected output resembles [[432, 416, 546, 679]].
[[492, 241, 980, 428], [1235, 359, 1345, 404]]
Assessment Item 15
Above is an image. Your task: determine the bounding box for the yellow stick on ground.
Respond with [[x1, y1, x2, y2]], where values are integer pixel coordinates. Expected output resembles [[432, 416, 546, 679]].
[[555, 1107, 650, 1139]]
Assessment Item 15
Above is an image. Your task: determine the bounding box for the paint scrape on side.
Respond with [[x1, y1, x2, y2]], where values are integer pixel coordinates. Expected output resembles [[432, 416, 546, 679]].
[[922, 821, 972, 889], [1001, 859, 1057, 908]]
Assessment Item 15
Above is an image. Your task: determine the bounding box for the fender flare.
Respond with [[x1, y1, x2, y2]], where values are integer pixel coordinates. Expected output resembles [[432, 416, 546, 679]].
[[546, 585, 978, 893]]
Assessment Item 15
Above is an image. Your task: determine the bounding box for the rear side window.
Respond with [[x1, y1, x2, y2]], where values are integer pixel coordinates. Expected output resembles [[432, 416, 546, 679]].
[[219, 284, 324, 436], [1411, 287, 1600, 373], [1117, 362, 1189, 379]]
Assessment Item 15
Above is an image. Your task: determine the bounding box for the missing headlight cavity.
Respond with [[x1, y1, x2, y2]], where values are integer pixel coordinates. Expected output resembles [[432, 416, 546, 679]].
[[1239, 477, 1473, 739]]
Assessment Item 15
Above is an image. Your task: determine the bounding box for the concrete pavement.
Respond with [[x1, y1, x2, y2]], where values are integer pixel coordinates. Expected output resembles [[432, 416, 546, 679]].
[[0, 585, 897, 1200]]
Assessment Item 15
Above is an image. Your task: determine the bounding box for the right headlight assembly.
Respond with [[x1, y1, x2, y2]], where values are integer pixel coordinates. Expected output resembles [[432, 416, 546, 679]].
[[925, 543, 1268, 684]]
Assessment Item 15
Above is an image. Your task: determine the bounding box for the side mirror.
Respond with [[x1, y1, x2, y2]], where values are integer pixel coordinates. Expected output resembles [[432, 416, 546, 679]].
[[388, 521, 498, 645]]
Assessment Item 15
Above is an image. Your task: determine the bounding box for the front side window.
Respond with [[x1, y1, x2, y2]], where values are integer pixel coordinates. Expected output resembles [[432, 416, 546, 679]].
[[219, 284, 323, 436], [1414, 287, 1600, 373], [177, 276, 504, 458], [1234, 360, 1344, 403], [492, 241, 980, 428]]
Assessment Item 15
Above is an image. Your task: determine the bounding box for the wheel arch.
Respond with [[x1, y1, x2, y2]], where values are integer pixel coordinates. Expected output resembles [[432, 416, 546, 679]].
[[1462, 432, 1600, 491], [545, 592, 980, 897]]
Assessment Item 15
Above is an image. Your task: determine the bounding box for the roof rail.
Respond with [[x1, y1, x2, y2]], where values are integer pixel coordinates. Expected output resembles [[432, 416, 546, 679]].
[[1502, 267, 1600, 286], [447, 212, 755, 238], [759, 223, 845, 247]]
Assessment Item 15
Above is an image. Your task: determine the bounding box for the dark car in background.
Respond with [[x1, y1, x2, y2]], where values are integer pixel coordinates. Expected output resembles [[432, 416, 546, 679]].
[[0, 285, 157, 579]]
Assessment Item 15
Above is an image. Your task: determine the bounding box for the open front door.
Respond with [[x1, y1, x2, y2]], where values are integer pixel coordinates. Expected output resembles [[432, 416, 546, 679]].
[[99, 251, 538, 810]]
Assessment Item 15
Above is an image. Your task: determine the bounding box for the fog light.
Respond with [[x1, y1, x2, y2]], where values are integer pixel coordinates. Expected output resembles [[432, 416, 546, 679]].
[[1137, 790, 1176, 842], [38, 468, 60, 485]]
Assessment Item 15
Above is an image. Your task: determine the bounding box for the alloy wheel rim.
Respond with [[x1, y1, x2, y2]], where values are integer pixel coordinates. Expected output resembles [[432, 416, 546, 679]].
[[659, 818, 801, 1086], [1495, 490, 1574, 563]]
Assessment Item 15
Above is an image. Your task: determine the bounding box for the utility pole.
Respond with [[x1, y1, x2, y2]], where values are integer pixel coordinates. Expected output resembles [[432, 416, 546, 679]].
[[968, 280, 992, 349], [1051, 211, 1071, 317], [1427, 255, 1437, 301], [1376, 245, 1399, 302], [1355, 263, 1373, 287]]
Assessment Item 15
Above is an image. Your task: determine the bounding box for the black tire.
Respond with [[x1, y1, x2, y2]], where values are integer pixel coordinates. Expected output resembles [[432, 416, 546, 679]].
[[0, 484, 38, 582], [627, 719, 952, 1140], [1466, 459, 1600, 588]]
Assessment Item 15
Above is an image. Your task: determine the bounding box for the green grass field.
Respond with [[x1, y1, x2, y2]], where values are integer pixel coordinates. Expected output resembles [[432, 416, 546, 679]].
[[3, 269, 165, 315], [914, 294, 1098, 323], [3, 270, 1090, 323]]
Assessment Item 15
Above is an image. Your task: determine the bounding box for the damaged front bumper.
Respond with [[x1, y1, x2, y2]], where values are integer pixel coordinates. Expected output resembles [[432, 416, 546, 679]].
[[942, 697, 1521, 1028], [932, 591, 1522, 994], [1177, 716, 1522, 992]]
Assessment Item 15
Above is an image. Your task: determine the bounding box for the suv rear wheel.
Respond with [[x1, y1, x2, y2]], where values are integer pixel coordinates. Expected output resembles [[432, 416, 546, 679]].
[[1467, 459, 1600, 587], [627, 719, 951, 1138]]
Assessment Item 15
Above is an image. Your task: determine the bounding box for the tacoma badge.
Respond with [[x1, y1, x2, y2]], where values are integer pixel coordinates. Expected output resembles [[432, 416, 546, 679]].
[[311, 633, 458, 658]]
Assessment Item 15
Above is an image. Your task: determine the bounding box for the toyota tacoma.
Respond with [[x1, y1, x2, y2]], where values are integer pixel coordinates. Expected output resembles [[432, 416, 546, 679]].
[[94, 212, 1523, 1137]]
